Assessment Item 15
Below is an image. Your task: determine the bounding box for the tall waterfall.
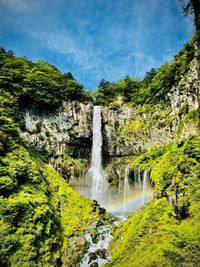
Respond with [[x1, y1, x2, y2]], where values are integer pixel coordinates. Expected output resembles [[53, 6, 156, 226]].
[[75, 107, 153, 216], [123, 167, 130, 212], [88, 106, 108, 205]]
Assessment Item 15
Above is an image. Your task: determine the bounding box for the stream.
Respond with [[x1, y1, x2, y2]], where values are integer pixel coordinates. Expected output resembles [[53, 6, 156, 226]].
[[80, 225, 112, 267]]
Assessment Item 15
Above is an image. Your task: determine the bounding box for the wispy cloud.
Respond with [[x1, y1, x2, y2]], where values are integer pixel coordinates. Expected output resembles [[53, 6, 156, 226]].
[[0, 0, 38, 12], [0, 0, 194, 89]]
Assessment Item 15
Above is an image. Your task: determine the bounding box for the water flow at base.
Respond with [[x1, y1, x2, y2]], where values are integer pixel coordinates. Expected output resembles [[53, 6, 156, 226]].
[[77, 106, 153, 267], [80, 225, 112, 267]]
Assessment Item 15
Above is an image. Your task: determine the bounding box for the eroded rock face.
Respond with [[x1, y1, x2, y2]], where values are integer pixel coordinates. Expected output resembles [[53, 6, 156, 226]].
[[20, 55, 200, 185], [21, 100, 93, 158], [167, 57, 200, 115], [102, 107, 179, 156], [102, 106, 133, 156]]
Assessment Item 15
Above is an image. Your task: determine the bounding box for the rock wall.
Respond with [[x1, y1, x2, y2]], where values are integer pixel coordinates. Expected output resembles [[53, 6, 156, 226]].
[[167, 57, 200, 114], [21, 101, 135, 158], [102, 106, 179, 156], [21, 100, 93, 158], [20, 55, 200, 184], [102, 106, 133, 156]]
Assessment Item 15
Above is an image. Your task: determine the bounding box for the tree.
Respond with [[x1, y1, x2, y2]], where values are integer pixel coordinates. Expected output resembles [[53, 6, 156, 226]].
[[143, 68, 157, 85], [63, 72, 74, 80], [98, 79, 111, 89], [180, 0, 200, 29], [181, 0, 200, 18]]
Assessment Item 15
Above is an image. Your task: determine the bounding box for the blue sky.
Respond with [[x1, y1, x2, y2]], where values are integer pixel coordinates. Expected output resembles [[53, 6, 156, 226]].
[[0, 0, 194, 90]]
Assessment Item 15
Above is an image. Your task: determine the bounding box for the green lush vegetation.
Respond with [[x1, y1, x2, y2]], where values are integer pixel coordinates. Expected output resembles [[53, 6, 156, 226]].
[[106, 136, 200, 267], [0, 51, 101, 267], [0, 48, 91, 112], [1, 2, 200, 265], [0, 144, 100, 267], [95, 40, 194, 106]]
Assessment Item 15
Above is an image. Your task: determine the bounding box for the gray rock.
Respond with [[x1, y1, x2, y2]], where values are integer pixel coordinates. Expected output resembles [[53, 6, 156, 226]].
[[88, 252, 97, 263]]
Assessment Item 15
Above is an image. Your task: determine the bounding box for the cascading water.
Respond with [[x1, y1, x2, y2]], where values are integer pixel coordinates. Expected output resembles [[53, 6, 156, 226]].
[[123, 167, 130, 212], [78, 109, 153, 266], [80, 225, 112, 267], [75, 107, 153, 217], [88, 106, 108, 206], [138, 169, 142, 189]]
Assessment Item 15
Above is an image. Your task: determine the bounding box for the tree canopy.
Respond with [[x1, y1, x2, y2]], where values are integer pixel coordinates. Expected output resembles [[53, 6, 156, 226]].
[[95, 40, 194, 106], [0, 49, 91, 112]]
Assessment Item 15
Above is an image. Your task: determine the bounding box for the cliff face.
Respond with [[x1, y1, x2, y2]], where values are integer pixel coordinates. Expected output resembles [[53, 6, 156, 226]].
[[101, 106, 133, 156], [22, 100, 93, 158], [167, 56, 199, 114], [21, 56, 200, 186], [21, 101, 135, 158]]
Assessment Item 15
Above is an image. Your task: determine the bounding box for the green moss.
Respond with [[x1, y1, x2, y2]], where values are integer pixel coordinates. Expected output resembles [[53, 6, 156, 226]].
[[177, 108, 200, 137], [0, 145, 99, 266], [107, 136, 200, 267], [117, 120, 147, 143], [107, 198, 200, 267]]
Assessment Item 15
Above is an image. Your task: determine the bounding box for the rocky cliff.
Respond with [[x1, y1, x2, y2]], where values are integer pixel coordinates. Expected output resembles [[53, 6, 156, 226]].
[[167, 46, 200, 114], [22, 100, 93, 158], [21, 55, 199, 186]]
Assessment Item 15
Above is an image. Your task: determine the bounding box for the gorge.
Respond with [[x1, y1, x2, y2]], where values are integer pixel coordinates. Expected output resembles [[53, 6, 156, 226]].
[[0, 11, 200, 267]]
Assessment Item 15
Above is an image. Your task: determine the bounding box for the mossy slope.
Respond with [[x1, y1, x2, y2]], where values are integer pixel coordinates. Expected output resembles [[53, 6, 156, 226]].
[[0, 145, 99, 267], [106, 136, 200, 267]]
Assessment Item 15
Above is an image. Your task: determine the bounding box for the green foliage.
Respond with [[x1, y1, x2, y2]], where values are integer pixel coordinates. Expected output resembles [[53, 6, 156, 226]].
[[95, 40, 194, 106], [131, 136, 200, 207], [107, 136, 200, 267], [0, 48, 91, 111], [95, 76, 141, 106], [106, 198, 200, 267], [178, 101, 189, 116], [0, 69, 98, 266], [117, 120, 147, 143], [0, 145, 99, 266]]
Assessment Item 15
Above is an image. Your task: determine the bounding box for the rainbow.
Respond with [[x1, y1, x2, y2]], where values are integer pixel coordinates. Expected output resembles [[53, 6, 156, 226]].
[[105, 190, 153, 216]]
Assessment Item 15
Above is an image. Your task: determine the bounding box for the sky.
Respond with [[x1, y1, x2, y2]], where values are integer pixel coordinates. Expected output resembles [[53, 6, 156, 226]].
[[0, 0, 194, 90]]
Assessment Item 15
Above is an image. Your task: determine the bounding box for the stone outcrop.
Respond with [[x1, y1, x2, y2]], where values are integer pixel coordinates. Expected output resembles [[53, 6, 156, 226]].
[[102, 106, 133, 156], [22, 100, 93, 158], [167, 57, 200, 114]]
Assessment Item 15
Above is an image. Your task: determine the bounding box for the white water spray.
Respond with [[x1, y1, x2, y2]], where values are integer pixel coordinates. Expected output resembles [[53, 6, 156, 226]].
[[88, 106, 108, 205], [123, 167, 130, 212], [138, 169, 142, 189]]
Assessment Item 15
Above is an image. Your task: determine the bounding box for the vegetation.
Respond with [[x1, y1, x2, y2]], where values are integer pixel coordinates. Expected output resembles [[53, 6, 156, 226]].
[[180, 0, 200, 43], [0, 48, 91, 112], [0, 51, 100, 266], [0, 144, 100, 266], [95, 40, 194, 106], [107, 136, 200, 267], [0, 3, 199, 265]]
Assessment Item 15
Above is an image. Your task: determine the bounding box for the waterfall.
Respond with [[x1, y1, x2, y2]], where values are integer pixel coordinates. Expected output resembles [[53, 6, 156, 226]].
[[142, 170, 148, 205], [88, 106, 108, 205], [138, 169, 142, 189], [123, 167, 130, 212], [75, 105, 153, 216]]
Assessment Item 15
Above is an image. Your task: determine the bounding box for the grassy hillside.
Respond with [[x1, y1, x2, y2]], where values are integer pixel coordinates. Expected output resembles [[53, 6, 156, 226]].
[[106, 136, 200, 267], [0, 142, 102, 267]]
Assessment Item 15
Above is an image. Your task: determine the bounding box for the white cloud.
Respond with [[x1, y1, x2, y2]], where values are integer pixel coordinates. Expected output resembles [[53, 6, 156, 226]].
[[0, 0, 194, 89], [0, 0, 32, 11]]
